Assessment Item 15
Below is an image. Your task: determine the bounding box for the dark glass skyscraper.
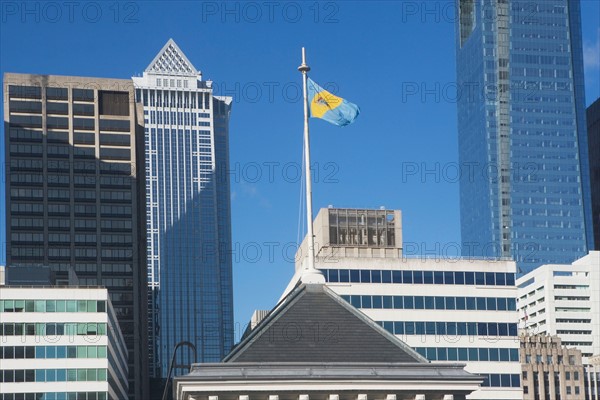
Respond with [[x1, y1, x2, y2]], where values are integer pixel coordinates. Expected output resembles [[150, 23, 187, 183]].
[[132, 39, 234, 378], [456, 0, 594, 274], [3, 73, 149, 399], [587, 98, 600, 251]]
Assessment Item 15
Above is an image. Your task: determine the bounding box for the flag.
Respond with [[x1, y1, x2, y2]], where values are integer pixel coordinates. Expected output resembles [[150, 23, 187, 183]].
[[307, 78, 359, 126]]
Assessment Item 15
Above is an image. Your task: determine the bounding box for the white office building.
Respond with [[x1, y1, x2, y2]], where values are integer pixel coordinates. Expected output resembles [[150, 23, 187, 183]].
[[0, 286, 128, 400], [284, 208, 523, 400], [517, 251, 600, 398], [517, 252, 599, 360]]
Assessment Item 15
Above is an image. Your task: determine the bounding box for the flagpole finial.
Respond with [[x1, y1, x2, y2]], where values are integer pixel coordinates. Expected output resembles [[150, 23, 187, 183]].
[[298, 47, 310, 73]]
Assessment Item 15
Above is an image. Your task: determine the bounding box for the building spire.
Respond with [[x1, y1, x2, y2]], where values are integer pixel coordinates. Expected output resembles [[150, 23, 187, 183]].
[[145, 38, 199, 77]]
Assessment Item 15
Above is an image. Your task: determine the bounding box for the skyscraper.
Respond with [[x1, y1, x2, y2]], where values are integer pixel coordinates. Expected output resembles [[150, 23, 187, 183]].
[[587, 98, 600, 251], [132, 39, 234, 378], [3, 73, 149, 399], [455, 0, 594, 274]]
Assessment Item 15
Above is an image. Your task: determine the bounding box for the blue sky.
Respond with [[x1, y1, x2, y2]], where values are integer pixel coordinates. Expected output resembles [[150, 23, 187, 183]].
[[1, 1, 599, 340]]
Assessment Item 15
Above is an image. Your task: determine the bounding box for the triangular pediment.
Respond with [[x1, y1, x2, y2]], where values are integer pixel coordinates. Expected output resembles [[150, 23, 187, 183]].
[[145, 39, 199, 76], [225, 284, 427, 363]]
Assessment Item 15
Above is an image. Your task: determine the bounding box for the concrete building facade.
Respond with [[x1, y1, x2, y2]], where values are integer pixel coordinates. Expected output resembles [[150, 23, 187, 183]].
[[516, 252, 600, 362], [3, 73, 149, 399], [0, 286, 129, 400], [520, 334, 586, 399], [587, 355, 600, 400], [288, 208, 522, 400]]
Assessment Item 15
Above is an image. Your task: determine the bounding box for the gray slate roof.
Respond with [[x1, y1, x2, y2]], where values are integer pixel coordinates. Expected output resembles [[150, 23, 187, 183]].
[[225, 284, 427, 363]]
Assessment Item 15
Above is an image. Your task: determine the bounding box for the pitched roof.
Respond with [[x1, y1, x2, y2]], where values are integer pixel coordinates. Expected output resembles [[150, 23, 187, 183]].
[[225, 284, 427, 363], [145, 39, 199, 76]]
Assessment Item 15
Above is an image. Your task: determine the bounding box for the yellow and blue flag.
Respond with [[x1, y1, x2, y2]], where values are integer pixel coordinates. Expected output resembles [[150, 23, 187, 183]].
[[307, 78, 359, 126]]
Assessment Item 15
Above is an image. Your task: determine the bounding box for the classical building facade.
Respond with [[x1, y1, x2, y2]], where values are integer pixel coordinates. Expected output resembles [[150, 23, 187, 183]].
[[174, 283, 483, 400]]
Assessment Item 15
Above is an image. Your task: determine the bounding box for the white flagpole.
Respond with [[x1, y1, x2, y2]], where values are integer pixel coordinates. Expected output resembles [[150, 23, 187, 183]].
[[298, 47, 324, 284]]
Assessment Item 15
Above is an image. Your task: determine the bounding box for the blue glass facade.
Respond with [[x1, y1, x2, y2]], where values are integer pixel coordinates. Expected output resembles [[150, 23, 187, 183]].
[[133, 40, 234, 378], [456, 0, 593, 274]]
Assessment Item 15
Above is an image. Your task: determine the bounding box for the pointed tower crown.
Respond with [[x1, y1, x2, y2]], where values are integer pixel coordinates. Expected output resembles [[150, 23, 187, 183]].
[[145, 39, 199, 77]]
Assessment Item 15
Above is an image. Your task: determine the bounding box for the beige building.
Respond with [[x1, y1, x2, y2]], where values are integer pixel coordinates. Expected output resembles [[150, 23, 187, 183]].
[[520, 335, 586, 399], [296, 207, 402, 266]]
